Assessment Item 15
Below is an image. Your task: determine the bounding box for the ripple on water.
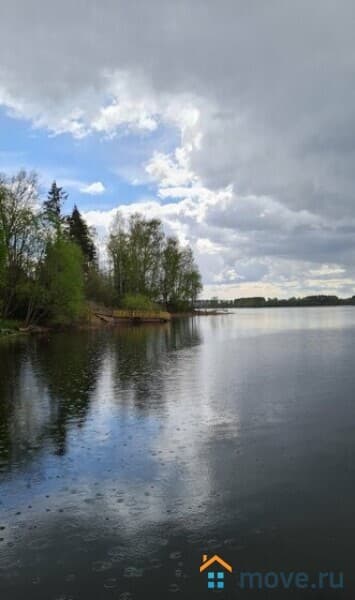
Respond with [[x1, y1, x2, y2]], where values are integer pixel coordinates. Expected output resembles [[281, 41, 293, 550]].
[[124, 566, 144, 578], [155, 536, 169, 547], [146, 557, 162, 570], [83, 532, 99, 543], [107, 545, 125, 561], [104, 577, 117, 589], [91, 560, 113, 572], [28, 539, 49, 551]]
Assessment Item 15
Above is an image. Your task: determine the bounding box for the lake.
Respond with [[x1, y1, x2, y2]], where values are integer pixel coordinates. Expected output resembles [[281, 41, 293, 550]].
[[1, 307, 355, 598]]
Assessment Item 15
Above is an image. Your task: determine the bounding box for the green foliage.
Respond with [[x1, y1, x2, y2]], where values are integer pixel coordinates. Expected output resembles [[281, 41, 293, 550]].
[[0, 318, 21, 330], [43, 238, 85, 325], [167, 299, 191, 312], [43, 181, 68, 232], [0, 222, 6, 293], [108, 212, 164, 302], [0, 170, 45, 319], [85, 266, 116, 307], [108, 213, 202, 311], [0, 170, 203, 324], [122, 294, 157, 312], [160, 237, 202, 310], [68, 205, 96, 267]]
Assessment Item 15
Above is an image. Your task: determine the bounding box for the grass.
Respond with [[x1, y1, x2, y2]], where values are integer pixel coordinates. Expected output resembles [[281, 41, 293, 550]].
[[0, 318, 22, 335]]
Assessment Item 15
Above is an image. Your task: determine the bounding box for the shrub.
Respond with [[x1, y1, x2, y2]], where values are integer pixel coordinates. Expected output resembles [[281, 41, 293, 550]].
[[121, 294, 157, 312]]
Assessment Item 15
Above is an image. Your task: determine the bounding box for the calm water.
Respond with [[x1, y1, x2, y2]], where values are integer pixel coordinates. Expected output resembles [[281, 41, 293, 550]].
[[1, 308, 355, 598]]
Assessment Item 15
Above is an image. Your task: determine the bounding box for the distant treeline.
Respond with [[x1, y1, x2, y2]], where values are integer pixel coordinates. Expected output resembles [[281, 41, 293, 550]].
[[197, 295, 355, 309], [0, 170, 202, 326]]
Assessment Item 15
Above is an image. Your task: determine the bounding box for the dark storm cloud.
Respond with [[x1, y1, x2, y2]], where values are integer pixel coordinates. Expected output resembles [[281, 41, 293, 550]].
[[1, 0, 355, 294]]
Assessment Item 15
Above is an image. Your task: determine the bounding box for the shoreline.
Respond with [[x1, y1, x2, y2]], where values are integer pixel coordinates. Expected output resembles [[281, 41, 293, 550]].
[[0, 309, 226, 338], [3, 304, 355, 338], [4, 303, 355, 338]]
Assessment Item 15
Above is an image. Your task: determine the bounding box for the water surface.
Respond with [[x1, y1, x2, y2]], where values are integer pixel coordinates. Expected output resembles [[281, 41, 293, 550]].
[[1, 308, 355, 598]]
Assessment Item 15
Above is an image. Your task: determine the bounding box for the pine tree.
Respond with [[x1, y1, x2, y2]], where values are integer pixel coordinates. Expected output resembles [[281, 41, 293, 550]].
[[43, 181, 68, 230], [68, 205, 96, 267]]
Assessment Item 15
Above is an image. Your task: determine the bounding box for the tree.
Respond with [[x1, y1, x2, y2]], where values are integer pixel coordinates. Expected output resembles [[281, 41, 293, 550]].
[[85, 267, 115, 306], [183, 264, 202, 307], [0, 223, 6, 313], [108, 213, 164, 302], [43, 238, 85, 325], [108, 212, 129, 302], [68, 205, 96, 268], [43, 181, 68, 232], [160, 238, 202, 310], [0, 168, 203, 323], [161, 237, 181, 307], [108, 212, 202, 311], [126, 213, 163, 297], [0, 170, 44, 318]]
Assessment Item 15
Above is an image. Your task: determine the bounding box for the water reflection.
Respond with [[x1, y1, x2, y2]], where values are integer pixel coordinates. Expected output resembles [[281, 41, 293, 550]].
[[34, 332, 104, 456], [110, 319, 201, 411], [0, 319, 202, 473], [0, 338, 28, 465], [1, 310, 355, 598], [0, 333, 103, 467]]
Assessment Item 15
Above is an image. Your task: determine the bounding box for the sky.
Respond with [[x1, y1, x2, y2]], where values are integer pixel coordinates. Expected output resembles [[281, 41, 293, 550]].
[[1, 1, 355, 299]]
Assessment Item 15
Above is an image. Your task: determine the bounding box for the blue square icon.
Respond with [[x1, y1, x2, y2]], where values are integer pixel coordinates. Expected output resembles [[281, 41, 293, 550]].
[[208, 581, 215, 589]]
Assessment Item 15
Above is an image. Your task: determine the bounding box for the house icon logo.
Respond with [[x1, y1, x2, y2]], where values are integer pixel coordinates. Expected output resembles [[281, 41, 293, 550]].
[[200, 554, 233, 590]]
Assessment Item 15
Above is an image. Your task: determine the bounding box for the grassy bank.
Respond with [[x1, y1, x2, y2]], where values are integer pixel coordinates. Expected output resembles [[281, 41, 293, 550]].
[[0, 318, 22, 336], [0, 306, 220, 338]]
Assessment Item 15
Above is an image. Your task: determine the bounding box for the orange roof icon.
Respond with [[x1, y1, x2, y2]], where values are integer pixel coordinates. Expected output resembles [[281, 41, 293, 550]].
[[199, 554, 233, 573]]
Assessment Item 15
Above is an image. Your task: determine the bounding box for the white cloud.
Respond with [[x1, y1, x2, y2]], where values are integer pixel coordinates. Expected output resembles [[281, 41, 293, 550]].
[[3, 2, 355, 296], [309, 265, 346, 276], [80, 181, 106, 195], [146, 149, 196, 189], [92, 102, 157, 135]]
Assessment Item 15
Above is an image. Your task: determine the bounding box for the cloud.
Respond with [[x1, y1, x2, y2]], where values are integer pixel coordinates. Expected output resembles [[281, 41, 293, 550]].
[[2, 1, 355, 296], [80, 181, 106, 195], [146, 149, 197, 190]]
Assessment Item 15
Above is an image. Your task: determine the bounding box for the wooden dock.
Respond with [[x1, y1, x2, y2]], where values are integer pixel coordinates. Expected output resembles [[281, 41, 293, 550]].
[[94, 309, 171, 324], [113, 309, 171, 323]]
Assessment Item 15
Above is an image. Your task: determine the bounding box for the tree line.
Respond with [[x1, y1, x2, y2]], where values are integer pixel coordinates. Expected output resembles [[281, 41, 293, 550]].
[[197, 295, 355, 309], [0, 170, 202, 326]]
